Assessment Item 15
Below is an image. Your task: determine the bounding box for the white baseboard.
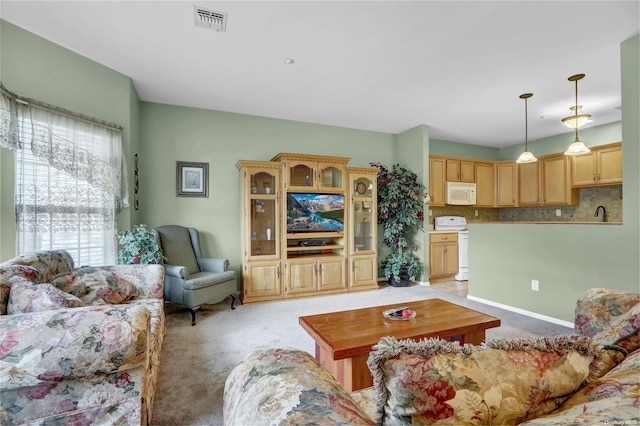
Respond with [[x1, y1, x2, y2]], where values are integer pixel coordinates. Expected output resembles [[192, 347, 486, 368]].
[[467, 295, 575, 329]]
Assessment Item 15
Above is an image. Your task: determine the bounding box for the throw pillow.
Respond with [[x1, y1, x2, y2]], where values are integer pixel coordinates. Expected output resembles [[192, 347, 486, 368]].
[[367, 335, 596, 425], [51, 268, 136, 305], [585, 344, 626, 384], [7, 277, 85, 314], [0, 264, 42, 283], [0, 275, 9, 315]]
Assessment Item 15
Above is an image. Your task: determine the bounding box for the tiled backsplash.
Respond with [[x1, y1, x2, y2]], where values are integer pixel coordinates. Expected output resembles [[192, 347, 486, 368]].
[[428, 185, 622, 226], [429, 206, 500, 227]]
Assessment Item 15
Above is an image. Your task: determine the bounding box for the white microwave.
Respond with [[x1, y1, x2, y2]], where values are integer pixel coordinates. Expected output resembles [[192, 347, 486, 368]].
[[445, 182, 476, 205]]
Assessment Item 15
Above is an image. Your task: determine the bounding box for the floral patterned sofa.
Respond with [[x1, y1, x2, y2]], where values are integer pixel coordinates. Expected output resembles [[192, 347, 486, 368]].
[[0, 250, 165, 425], [224, 288, 639, 425]]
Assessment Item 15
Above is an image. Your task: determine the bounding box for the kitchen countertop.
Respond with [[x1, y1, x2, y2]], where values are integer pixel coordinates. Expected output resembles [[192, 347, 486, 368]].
[[467, 221, 623, 225], [429, 222, 622, 231]]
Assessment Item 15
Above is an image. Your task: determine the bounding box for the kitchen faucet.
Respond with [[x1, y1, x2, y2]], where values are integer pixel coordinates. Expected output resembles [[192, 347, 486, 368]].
[[594, 205, 607, 222]]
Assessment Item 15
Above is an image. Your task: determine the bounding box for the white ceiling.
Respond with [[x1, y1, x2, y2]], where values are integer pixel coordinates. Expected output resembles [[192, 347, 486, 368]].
[[1, 1, 639, 147]]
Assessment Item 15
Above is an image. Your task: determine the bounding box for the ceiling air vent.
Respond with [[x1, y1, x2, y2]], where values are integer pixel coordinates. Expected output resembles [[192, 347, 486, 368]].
[[194, 6, 227, 32]]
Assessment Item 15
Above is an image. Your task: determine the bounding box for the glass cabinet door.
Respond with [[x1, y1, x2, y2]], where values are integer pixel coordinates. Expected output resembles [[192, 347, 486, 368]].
[[319, 163, 344, 190], [250, 171, 278, 257], [289, 162, 315, 188], [352, 176, 375, 252]]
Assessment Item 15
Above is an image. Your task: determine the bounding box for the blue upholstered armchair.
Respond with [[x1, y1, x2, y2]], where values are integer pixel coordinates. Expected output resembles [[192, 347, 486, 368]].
[[154, 225, 240, 325]]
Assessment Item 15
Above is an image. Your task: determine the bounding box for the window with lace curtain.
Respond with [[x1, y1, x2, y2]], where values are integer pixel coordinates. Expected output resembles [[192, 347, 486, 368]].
[[1, 86, 128, 266]]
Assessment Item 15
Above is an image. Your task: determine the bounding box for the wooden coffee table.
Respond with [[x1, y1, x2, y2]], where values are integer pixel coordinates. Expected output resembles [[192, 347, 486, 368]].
[[299, 298, 501, 391]]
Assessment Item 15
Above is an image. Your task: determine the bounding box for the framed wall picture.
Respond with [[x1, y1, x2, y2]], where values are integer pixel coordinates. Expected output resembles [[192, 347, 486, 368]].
[[176, 161, 209, 197]]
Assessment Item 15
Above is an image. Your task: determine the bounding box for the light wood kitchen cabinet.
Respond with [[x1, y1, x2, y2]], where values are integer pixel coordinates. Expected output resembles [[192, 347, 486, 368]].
[[474, 161, 495, 207], [572, 142, 622, 187], [429, 157, 446, 206], [496, 161, 517, 207], [541, 154, 579, 206], [518, 161, 541, 206], [446, 159, 474, 182], [429, 233, 458, 278]]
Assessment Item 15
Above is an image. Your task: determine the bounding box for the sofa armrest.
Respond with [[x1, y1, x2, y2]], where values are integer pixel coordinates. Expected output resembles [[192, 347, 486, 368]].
[[0, 303, 150, 392], [574, 288, 640, 337], [94, 264, 165, 300], [2, 250, 74, 282], [224, 348, 374, 425], [197, 257, 229, 273]]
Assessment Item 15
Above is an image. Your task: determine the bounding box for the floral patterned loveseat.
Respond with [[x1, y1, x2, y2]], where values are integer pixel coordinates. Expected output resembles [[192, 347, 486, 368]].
[[0, 250, 166, 425], [224, 288, 640, 425]]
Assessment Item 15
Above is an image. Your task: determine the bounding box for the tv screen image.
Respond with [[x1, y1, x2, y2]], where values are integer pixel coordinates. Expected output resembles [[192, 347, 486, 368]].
[[287, 193, 344, 233]]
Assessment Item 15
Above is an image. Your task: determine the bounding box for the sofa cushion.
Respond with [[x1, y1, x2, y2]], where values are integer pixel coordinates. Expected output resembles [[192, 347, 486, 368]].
[[520, 348, 640, 425], [52, 268, 136, 305], [0, 303, 150, 392], [7, 277, 85, 314], [367, 335, 596, 425]]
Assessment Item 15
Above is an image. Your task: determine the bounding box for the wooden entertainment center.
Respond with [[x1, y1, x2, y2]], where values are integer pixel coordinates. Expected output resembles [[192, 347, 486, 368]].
[[236, 153, 379, 304]]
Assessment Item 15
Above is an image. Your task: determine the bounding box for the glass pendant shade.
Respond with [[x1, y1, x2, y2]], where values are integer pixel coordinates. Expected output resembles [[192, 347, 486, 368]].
[[516, 93, 537, 163], [516, 150, 537, 163], [564, 74, 591, 156], [562, 105, 591, 129], [564, 136, 591, 155]]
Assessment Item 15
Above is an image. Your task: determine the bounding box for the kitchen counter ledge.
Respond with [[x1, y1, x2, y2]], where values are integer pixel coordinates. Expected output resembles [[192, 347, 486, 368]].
[[467, 221, 622, 225]]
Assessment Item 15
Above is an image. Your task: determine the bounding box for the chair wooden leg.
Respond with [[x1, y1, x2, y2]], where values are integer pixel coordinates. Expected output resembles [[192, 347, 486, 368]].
[[190, 306, 201, 326], [230, 293, 244, 310]]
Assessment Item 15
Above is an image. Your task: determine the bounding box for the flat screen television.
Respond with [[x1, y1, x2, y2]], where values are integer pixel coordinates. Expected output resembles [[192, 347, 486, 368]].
[[287, 193, 344, 233]]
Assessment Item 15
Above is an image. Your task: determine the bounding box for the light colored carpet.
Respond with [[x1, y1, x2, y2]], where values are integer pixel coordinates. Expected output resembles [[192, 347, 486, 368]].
[[150, 283, 573, 426]]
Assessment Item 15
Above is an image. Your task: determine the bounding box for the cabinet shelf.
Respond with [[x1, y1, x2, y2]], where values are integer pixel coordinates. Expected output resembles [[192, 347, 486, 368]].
[[287, 244, 343, 252], [287, 232, 344, 239], [287, 252, 344, 259]]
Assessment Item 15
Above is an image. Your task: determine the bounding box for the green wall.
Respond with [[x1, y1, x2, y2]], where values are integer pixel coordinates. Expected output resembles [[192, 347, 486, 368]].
[[467, 35, 640, 323], [138, 102, 396, 279], [0, 20, 138, 260], [430, 138, 499, 160]]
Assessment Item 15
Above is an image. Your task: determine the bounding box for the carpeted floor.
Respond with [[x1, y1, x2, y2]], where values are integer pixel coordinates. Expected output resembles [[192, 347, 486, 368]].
[[150, 283, 573, 425]]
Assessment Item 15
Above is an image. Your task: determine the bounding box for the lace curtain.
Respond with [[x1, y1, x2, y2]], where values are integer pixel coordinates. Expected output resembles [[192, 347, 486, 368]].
[[1, 85, 128, 265]]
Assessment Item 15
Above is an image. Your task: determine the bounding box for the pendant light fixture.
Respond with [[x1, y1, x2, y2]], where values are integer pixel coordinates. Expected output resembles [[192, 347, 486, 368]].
[[564, 74, 591, 156], [562, 105, 591, 129], [516, 93, 537, 164]]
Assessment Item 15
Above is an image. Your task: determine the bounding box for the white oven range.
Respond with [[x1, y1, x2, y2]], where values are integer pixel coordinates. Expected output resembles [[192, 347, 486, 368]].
[[434, 216, 469, 281]]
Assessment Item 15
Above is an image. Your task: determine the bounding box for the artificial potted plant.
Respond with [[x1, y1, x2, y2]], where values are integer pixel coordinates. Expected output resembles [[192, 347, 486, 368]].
[[116, 224, 165, 264], [370, 162, 425, 287]]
